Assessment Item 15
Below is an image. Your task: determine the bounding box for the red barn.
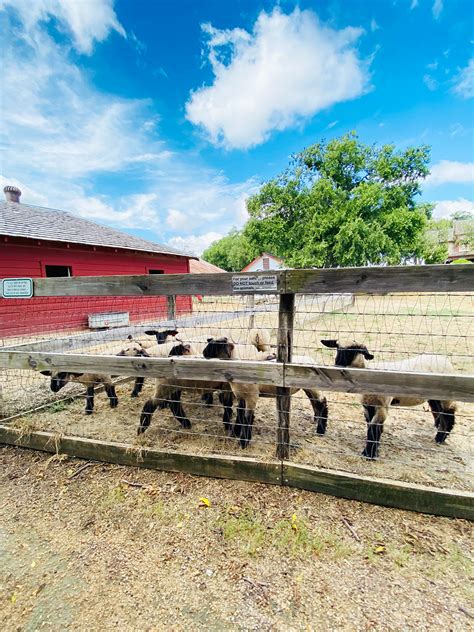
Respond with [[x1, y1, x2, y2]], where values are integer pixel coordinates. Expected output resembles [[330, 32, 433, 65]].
[[0, 186, 194, 338]]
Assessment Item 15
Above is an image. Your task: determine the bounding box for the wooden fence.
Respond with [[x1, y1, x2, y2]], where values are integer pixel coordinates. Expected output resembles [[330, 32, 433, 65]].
[[1, 265, 473, 519]]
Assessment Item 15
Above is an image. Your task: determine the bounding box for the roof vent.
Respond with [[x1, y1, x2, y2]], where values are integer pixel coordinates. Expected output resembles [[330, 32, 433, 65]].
[[4, 185, 21, 203]]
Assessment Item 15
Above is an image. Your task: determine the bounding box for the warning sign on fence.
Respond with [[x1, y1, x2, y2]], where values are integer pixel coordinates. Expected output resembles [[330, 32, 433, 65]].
[[1, 278, 34, 299], [232, 275, 278, 292]]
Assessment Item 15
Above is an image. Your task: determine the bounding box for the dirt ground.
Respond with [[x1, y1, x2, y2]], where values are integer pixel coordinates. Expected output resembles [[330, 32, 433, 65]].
[[1, 446, 473, 632]]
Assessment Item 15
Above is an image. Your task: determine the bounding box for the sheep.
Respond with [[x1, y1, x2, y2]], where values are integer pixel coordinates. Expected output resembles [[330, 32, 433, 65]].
[[321, 339, 457, 459], [118, 331, 180, 397], [39, 329, 179, 414], [202, 337, 328, 448], [40, 370, 118, 415], [138, 330, 276, 436]]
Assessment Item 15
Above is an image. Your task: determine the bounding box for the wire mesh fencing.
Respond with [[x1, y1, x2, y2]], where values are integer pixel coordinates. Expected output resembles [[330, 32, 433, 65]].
[[0, 285, 473, 493]]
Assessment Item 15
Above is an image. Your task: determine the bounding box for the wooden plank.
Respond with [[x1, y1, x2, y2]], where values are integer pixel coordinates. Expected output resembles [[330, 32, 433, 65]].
[[247, 294, 255, 329], [286, 264, 474, 295], [32, 271, 284, 297], [276, 293, 295, 460], [0, 425, 471, 519], [0, 425, 282, 485], [283, 462, 474, 520], [1, 350, 473, 401], [284, 363, 474, 402], [0, 350, 284, 386], [167, 295, 176, 321]]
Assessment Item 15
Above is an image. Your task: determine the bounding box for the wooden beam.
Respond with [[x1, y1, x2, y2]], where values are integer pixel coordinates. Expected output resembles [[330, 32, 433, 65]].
[[0, 425, 282, 485], [0, 425, 471, 519], [276, 293, 295, 460], [32, 271, 284, 297], [285, 264, 474, 295], [1, 350, 473, 401], [26, 265, 474, 298], [0, 350, 284, 386], [282, 462, 474, 520], [283, 363, 474, 402], [167, 295, 176, 321]]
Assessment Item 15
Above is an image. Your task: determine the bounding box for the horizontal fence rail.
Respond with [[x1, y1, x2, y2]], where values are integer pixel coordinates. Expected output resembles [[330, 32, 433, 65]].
[[20, 264, 474, 297], [0, 425, 472, 520], [1, 351, 473, 402]]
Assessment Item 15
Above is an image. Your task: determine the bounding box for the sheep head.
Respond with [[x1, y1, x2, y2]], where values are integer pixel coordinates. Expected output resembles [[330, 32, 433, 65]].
[[203, 337, 234, 360], [168, 342, 193, 356], [144, 329, 179, 344], [40, 370, 83, 392], [321, 339, 374, 368]]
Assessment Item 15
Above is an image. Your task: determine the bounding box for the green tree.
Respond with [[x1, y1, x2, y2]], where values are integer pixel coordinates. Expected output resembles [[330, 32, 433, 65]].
[[202, 229, 256, 271], [244, 132, 433, 267]]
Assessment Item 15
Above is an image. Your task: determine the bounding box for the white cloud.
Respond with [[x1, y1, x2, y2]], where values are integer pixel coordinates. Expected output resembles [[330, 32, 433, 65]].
[[166, 209, 188, 230], [423, 74, 438, 91], [370, 19, 379, 32], [432, 0, 443, 20], [433, 198, 474, 219], [0, 0, 125, 54], [452, 58, 474, 99], [410, 0, 419, 9], [186, 8, 370, 149], [425, 160, 474, 186], [0, 0, 260, 254], [167, 232, 224, 257]]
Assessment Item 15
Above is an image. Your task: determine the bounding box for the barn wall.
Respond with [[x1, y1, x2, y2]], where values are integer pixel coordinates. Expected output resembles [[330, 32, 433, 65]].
[[0, 240, 191, 338]]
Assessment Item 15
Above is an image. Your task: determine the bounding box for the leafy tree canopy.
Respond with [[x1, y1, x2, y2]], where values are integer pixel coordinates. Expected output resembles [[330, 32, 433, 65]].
[[202, 229, 256, 271], [243, 132, 433, 267]]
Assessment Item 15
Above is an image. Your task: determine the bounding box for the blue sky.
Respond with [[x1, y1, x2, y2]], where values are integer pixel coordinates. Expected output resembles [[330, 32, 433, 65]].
[[1, 0, 473, 255]]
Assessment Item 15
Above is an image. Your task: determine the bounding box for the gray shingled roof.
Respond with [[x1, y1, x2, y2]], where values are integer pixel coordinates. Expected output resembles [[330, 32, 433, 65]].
[[0, 200, 190, 257]]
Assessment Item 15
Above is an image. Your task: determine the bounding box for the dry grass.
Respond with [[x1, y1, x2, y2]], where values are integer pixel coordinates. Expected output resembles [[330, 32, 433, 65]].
[[1, 447, 472, 631]]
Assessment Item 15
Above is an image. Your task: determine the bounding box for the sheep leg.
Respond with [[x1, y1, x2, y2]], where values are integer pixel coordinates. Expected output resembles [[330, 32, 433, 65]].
[[233, 398, 245, 439], [131, 377, 145, 398], [138, 397, 161, 434], [218, 390, 234, 436], [362, 405, 387, 459], [363, 405, 376, 423], [303, 389, 328, 435], [104, 383, 118, 408], [168, 391, 192, 429], [429, 400, 456, 443], [85, 386, 95, 415], [239, 390, 259, 449], [201, 392, 214, 407], [240, 409, 255, 449]]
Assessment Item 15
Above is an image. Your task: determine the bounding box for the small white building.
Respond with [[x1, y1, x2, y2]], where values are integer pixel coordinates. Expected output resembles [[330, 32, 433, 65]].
[[241, 252, 285, 272]]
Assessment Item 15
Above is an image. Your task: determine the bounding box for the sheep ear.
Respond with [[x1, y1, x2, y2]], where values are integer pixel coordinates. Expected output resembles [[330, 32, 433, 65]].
[[364, 350, 374, 360], [40, 370, 52, 376], [321, 339, 338, 348], [144, 330, 157, 336], [207, 337, 213, 343], [127, 334, 133, 340]]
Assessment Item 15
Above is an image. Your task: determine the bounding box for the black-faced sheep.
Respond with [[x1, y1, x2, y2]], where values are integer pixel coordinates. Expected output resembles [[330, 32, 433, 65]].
[[321, 339, 457, 459], [40, 330, 179, 414], [202, 337, 328, 448], [40, 370, 118, 415], [118, 332, 180, 397], [138, 330, 276, 437]]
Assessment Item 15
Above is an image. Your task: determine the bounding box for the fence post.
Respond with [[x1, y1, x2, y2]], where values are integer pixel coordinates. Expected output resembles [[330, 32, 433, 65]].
[[167, 295, 176, 323], [248, 294, 255, 329], [276, 291, 295, 461]]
